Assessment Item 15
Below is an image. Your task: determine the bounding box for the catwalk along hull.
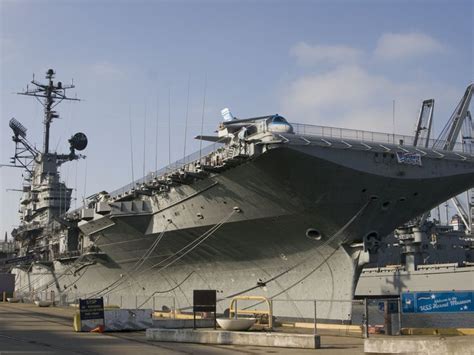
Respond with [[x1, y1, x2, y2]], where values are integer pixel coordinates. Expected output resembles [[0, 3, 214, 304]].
[[14, 141, 474, 322]]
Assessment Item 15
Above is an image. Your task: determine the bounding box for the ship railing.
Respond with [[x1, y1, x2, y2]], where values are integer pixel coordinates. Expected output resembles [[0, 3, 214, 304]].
[[108, 141, 227, 198], [107, 122, 470, 199], [291, 122, 470, 153]]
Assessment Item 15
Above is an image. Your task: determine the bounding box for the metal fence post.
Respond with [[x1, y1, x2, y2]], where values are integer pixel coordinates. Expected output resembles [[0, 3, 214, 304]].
[[384, 299, 392, 336], [313, 300, 317, 335], [152, 296, 155, 312], [173, 297, 176, 319], [269, 299, 273, 330], [234, 300, 238, 319], [364, 298, 369, 339], [135, 295, 138, 309], [120, 295, 123, 309], [398, 297, 402, 335]]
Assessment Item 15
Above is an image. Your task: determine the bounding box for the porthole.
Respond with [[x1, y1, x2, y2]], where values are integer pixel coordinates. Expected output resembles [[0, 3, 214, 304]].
[[306, 228, 322, 241]]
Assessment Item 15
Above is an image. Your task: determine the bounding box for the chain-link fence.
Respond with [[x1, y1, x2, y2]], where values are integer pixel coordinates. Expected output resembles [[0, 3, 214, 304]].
[[10, 291, 472, 337]]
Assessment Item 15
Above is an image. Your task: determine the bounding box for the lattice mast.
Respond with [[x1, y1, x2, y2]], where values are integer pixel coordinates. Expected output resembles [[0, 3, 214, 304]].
[[18, 69, 79, 155]]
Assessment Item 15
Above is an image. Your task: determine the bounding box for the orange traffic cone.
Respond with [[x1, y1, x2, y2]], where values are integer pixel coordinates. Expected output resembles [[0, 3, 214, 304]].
[[90, 325, 105, 333]]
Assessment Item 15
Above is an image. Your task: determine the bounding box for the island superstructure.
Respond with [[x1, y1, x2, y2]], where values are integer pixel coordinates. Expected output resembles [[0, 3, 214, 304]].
[[6, 71, 474, 322]]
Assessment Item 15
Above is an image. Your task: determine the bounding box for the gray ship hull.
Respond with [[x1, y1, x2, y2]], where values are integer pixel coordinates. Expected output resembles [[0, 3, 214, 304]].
[[356, 264, 474, 297], [13, 143, 474, 322]]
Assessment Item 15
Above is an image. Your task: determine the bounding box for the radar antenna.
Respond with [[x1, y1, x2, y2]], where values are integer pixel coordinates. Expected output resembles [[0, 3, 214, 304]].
[[17, 68, 80, 154], [7, 118, 40, 173], [8, 69, 87, 173]]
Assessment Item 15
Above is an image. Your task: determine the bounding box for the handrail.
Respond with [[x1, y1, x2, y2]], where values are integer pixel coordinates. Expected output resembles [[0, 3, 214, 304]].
[[104, 121, 472, 200], [291, 122, 468, 153]]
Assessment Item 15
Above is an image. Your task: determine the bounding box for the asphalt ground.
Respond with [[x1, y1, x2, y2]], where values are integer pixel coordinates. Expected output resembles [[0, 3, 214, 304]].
[[0, 303, 364, 355]]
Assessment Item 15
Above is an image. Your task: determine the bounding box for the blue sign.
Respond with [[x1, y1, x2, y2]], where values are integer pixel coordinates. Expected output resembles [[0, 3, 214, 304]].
[[402, 291, 474, 314]]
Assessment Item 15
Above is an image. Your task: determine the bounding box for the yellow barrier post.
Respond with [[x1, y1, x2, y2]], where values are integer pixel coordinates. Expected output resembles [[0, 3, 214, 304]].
[[229, 295, 273, 330]]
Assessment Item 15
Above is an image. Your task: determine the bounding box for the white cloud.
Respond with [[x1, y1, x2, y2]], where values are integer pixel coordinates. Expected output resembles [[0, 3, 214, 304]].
[[290, 41, 363, 66], [374, 32, 446, 60], [283, 32, 457, 135], [281, 65, 458, 135]]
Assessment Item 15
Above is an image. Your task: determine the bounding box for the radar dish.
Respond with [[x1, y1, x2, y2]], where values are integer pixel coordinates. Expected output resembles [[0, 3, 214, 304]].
[[9, 118, 27, 138], [69, 132, 88, 151]]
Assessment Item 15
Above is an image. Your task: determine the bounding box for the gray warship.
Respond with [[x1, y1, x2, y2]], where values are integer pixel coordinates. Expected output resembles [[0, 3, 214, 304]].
[[5, 70, 474, 322], [356, 95, 474, 299]]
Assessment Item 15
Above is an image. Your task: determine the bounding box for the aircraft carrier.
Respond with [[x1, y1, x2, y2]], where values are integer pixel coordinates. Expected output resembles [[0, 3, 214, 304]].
[[4, 70, 474, 322]]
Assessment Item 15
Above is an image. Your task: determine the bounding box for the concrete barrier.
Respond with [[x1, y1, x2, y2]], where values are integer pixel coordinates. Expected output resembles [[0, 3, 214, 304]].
[[364, 336, 474, 355], [152, 318, 215, 329], [401, 327, 474, 336], [73, 309, 153, 332], [146, 328, 320, 349], [281, 322, 363, 336]]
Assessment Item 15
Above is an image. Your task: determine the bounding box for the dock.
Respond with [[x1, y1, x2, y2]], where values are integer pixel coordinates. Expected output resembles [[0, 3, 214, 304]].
[[2, 302, 473, 354], [0, 302, 364, 354]]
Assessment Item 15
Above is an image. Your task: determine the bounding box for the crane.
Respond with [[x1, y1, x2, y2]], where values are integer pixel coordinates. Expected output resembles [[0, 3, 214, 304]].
[[433, 84, 473, 233]]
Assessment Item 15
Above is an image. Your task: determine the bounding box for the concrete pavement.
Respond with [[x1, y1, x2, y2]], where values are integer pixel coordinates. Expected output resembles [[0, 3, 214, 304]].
[[0, 303, 364, 354]]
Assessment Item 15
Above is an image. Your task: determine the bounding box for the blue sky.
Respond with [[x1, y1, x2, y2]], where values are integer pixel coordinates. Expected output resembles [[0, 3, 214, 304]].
[[1, 0, 473, 238]]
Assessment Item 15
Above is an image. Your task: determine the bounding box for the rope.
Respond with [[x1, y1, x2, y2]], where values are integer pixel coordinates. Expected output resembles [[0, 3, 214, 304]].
[[225, 199, 371, 304], [104, 209, 237, 296], [136, 271, 195, 309], [89, 224, 170, 298], [15, 235, 104, 295]]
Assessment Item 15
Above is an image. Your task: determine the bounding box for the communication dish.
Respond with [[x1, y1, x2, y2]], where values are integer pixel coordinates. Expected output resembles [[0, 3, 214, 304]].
[[69, 132, 88, 151]]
